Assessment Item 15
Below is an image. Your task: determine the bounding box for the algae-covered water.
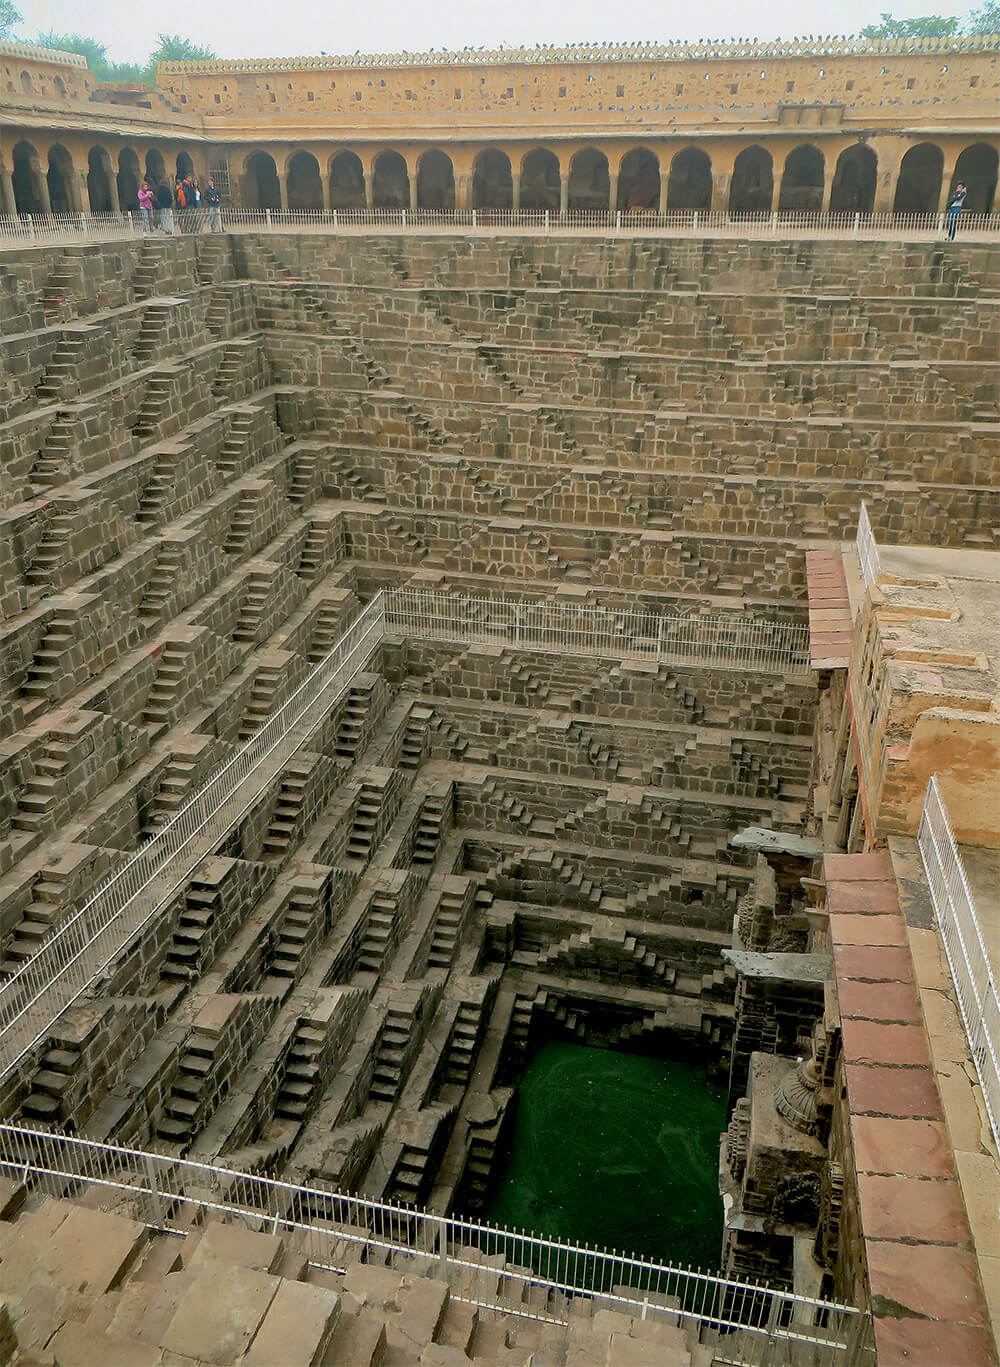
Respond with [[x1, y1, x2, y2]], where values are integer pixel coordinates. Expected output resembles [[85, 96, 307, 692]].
[[484, 1040, 727, 1270]]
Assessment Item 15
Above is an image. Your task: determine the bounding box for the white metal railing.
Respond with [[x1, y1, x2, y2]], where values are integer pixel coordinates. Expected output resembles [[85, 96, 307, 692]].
[[1, 206, 999, 249], [0, 1122, 870, 1365], [855, 502, 881, 589], [0, 588, 809, 1081], [0, 594, 386, 1080], [386, 586, 810, 675], [918, 776, 1000, 1154]]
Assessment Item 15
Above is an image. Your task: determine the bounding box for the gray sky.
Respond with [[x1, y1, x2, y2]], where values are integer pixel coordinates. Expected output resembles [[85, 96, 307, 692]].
[[15, 0, 976, 64]]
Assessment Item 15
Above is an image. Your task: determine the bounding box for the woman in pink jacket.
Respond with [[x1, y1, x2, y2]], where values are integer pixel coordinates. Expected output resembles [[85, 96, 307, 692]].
[[137, 181, 154, 233]]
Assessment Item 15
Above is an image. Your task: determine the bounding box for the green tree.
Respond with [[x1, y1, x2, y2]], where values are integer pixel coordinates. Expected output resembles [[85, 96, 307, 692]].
[[860, 11, 960, 37], [149, 34, 216, 63], [0, 0, 21, 39], [967, 0, 1000, 29], [34, 31, 112, 76]]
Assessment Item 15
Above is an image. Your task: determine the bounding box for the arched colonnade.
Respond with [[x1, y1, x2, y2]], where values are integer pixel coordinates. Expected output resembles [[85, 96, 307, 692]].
[[1, 136, 997, 219], [235, 139, 1000, 217]]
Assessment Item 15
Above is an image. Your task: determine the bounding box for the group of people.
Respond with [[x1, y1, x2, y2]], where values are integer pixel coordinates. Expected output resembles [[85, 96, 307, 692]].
[[137, 174, 223, 234]]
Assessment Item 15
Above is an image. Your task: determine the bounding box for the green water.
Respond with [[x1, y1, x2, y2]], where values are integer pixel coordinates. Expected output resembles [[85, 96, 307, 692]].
[[484, 1040, 727, 1270]]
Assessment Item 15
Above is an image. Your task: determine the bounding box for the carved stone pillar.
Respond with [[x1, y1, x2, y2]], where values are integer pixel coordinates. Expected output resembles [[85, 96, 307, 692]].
[[35, 167, 52, 216], [277, 173, 288, 212], [511, 172, 520, 211], [0, 169, 16, 217], [559, 174, 568, 215], [608, 171, 618, 212], [711, 173, 732, 213], [939, 162, 958, 214], [409, 173, 418, 213]]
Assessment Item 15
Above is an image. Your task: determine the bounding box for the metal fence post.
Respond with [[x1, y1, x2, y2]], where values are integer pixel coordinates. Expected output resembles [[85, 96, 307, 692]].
[[333, 208, 338, 231], [266, 208, 272, 230], [472, 209, 477, 231], [853, 212, 860, 238], [771, 211, 778, 235], [692, 211, 698, 234], [144, 1153, 164, 1226], [402, 209, 406, 230], [544, 210, 550, 235], [26, 214, 34, 242]]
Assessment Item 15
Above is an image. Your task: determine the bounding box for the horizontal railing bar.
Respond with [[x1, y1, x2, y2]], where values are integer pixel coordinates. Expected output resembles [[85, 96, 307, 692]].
[[0, 1120, 863, 1353], [1, 207, 999, 250]]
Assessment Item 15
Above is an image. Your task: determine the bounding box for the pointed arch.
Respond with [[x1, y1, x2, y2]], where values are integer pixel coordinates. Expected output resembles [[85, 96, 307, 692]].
[[729, 146, 773, 214], [329, 150, 365, 209], [893, 143, 943, 214], [521, 148, 560, 211], [617, 148, 659, 212], [416, 149, 455, 210], [667, 147, 712, 210], [568, 148, 610, 211], [830, 144, 877, 214], [473, 148, 513, 210], [778, 145, 825, 212], [949, 143, 999, 214], [286, 150, 323, 211]]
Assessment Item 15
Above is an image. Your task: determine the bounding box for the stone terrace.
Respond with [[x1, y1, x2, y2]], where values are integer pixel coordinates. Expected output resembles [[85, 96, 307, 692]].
[[0, 233, 997, 1359]]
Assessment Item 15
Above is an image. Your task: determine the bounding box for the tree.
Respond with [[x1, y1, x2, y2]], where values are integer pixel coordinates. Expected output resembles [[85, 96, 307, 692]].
[[0, 0, 21, 40], [149, 34, 216, 63], [860, 12, 960, 37], [34, 31, 111, 75], [967, 0, 1000, 29]]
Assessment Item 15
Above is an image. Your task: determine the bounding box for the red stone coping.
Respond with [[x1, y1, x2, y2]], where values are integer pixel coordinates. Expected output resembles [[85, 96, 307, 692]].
[[806, 550, 853, 671], [824, 851, 997, 1367]]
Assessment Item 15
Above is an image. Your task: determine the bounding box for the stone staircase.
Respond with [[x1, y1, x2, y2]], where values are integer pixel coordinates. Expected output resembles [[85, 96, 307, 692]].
[[142, 643, 188, 728], [143, 752, 201, 835], [20, 609, 76, 716], [238, 661, 285, 741], [398, 704, 432, 771], [232, 570, 273, 643], [368, 1006, 410, 1102], [260, 766, 310, 861], [269, 888, 322, 980], [411, 790, 450, 869], [333, 681, 377, 762], [18, 1041, 83, 1123], [274, 1018, 326, 1121], [426, 882, 467, 969], [11, 735, 72, 834], [356, 893, 398, 975], [139, 543, 185, 621], [161, 876, 223, 983], [0, 1197, 697, 1364], [0, 864, 75, 978]]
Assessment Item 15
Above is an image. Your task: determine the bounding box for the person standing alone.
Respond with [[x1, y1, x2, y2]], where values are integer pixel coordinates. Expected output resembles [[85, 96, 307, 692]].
[[137, 180, 153, 233], [946, 181, 967, 240], [204, 177, 222, 232]]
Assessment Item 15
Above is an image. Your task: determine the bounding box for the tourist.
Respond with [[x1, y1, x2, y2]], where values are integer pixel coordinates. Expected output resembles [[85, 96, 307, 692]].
[[137, 180, 154, 233], [204, 177, 223, 232], [155, 179, 174, 234], [175, 176, 189, 230], [946, 181, 967, 240]]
